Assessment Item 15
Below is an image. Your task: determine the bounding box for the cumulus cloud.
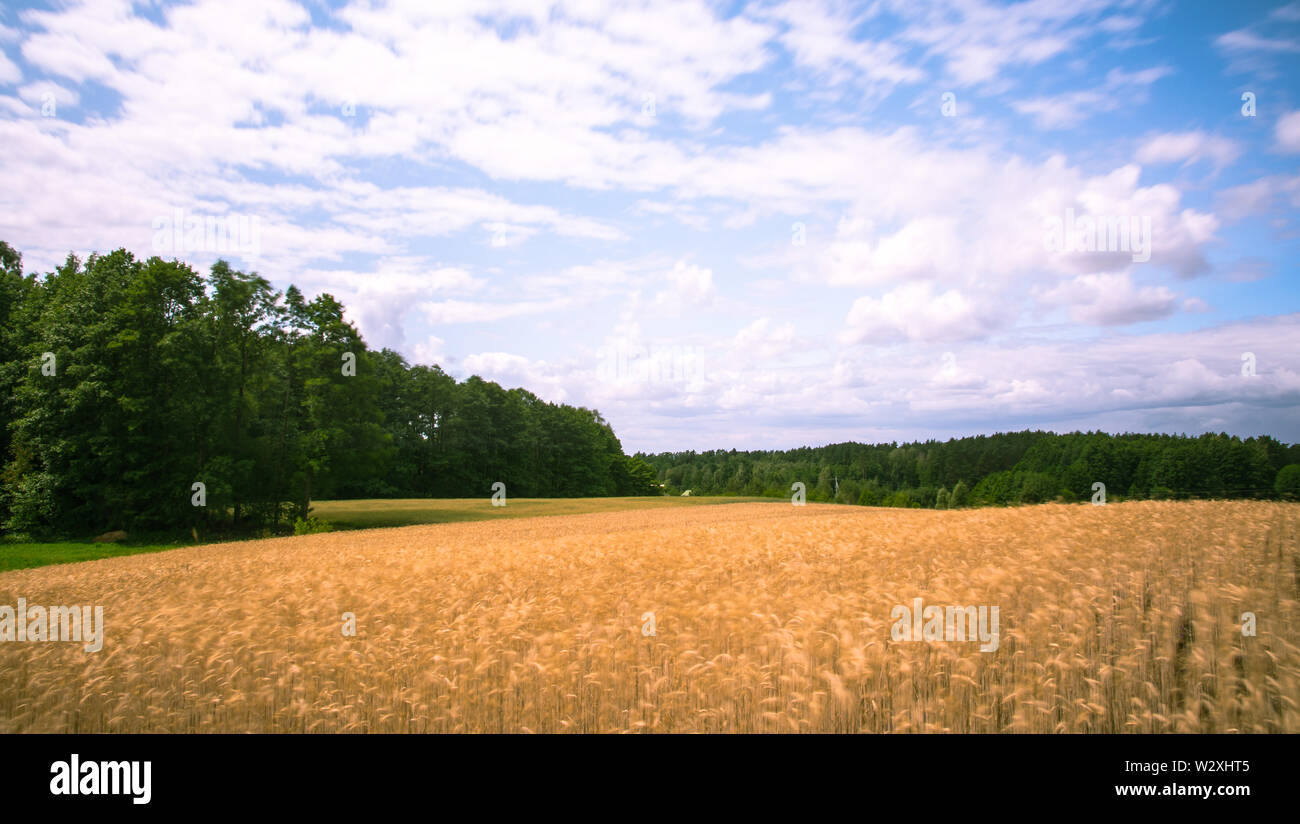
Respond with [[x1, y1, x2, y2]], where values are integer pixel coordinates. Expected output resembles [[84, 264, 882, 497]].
[[730, 317, 800, 364], [1039, 272, 1180, 326], [410, 334, 448, 367], [652, 261, 717, 311], [783, 155, 1216, 343], [0, 0, 1293, 452], [596, 315, 1300, 452], [460, 351, 570, 401], [841, 282, 1006, 344], [293, 261, 483, 349]]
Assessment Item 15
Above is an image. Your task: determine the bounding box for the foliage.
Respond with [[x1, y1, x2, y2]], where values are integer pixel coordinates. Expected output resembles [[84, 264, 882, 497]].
[[293, 516, 334, 535], [0, 245, 658, 537], [640, 430, 1298, 510], [1277, 464, 1300, 501]]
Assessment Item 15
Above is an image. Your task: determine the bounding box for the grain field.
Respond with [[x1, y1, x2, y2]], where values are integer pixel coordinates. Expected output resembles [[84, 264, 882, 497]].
[[1, 500, 1297, 733]]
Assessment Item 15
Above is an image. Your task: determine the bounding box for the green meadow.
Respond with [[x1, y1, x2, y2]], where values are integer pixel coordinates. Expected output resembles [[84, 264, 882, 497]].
[[0, 496, 776, 571]]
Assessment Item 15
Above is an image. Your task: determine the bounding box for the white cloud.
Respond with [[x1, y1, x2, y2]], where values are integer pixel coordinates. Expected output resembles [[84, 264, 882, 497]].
[[0, 50, 20, 84], [17, 80, 77, 108], [1136, 131, 1241, 170], [410, 334, 448, 367], [760, 0, 924, 100], [841, 282, 1005, 344], [815, 215, 962, 287], [1215, 174, 1300, 220], [460, 351, 570, 401], [593, 315, 1300, 452], [1214, 8, 1300, 74], [1014, 67, 1171, 130], [895, 0, 1138, 87], [1039, 272, 1180, 326], [290, 261, 485, 350], [0, 0, 1294, 452], [782, 153, 1217, 306], [419, 297, 574, 325], [1273, 2, 1300, 22], [1275, 110, 1300, 153], [462, 351, 535, 377], [652, 260, 716, 311], [515, 256, 678, 303], [1215, 29, 1300, 54], [730, 317, 799, 363]]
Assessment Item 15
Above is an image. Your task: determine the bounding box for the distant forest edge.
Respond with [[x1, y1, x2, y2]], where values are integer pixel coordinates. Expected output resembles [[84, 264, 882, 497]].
[[2, 244, 1298, 541], [0, 244, 660, 539], [638, 430, 1300, 508]]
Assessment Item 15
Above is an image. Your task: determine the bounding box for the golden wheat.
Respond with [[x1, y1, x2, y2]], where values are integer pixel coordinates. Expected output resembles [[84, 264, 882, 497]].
[[1, 500, 1297, 733]]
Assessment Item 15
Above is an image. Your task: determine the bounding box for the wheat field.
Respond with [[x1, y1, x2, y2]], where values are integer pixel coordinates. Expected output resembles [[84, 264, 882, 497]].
[[1, 500, 1297, 733]]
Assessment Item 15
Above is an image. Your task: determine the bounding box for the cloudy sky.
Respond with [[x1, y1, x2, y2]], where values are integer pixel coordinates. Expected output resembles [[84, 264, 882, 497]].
[[2, 0, 1298, 453]]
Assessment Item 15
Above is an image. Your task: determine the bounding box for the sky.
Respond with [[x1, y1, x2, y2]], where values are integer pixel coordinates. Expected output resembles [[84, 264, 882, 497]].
[[1, 0, 1298, 453]]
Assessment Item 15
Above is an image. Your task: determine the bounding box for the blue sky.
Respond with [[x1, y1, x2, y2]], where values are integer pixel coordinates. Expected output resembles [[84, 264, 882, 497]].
[[1, 0, 1298, 452]]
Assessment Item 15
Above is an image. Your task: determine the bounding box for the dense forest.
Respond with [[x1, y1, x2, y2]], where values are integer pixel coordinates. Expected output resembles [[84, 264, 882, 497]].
[[639, 430, 1300, 508], [0, 243, 659, 538]]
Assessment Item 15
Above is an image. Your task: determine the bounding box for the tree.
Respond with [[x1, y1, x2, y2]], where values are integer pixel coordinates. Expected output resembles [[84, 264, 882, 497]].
[[618, 456, 661, 495], [0, 241, 35, 526], [1018, 472, 1057, 504], [1, 243, 652, 537], [1276, 464, 1300, 501], [639, 430, 1296, 509], [950, 480, 969, 508], [5, 251, 209, 533]]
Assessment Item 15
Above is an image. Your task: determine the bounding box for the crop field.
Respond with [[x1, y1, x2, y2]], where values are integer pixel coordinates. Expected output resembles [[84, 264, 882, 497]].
[[309, 495, 774, 530], [1, 500, 1297, 733], [0, 496, 772, 571]]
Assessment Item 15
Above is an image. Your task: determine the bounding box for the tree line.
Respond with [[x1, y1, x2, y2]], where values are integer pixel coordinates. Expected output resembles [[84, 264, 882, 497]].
[[0, 243, 659, 538], [639, 430, 1300, 507], [4, 242, 1294, 539]]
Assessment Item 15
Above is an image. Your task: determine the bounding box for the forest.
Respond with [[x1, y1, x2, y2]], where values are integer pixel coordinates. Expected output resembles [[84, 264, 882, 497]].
[[639, 430, 1300, 508], [0, 243, 659, 538]]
